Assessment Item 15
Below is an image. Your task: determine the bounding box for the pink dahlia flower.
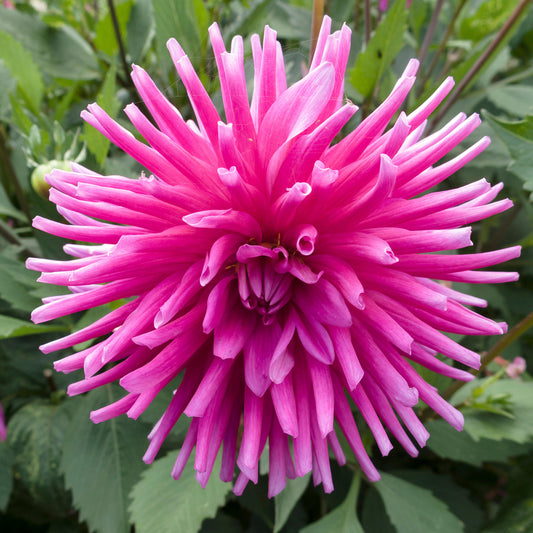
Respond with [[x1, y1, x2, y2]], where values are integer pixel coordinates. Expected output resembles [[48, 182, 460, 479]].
[[28, 17, 519, 496]]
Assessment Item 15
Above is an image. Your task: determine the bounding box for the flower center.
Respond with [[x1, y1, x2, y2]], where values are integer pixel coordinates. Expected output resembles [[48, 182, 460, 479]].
[[236, 244, 293, 325]]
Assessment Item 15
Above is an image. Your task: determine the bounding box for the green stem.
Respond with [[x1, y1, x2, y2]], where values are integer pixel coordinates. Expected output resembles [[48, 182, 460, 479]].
[[417, 0, 445, 69], [363, 0, 371, 46], [310, 0, 325, 64], [430, 0, 532, 128], [416, 0, 467, 98], [106, 0, 132, 87], [442, 310, 533, 401]]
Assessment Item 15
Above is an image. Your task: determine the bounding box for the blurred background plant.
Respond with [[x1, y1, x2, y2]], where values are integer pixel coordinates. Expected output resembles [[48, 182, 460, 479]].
[[0, 0, 532, 532]]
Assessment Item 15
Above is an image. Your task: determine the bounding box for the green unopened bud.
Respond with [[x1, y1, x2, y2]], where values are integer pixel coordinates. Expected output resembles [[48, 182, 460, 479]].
[[31, 160, 71, 198]]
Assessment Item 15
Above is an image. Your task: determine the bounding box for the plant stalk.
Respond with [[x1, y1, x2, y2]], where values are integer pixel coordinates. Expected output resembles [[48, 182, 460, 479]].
[[106, 0, 132, 85], [442, 310, 533, 401], [310, 0, 325, 64], [364, 0, 371, 45], [416, 0, 467, 98], [430, 0, 532, 127]]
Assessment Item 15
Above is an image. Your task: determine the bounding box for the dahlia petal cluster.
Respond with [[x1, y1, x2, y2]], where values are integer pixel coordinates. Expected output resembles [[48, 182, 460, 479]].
[[28, 18, 519, 496]]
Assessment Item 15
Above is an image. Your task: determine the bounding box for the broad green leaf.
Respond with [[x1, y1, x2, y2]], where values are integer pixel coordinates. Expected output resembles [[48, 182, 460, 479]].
[[453, 379, 533, 443], [0, 315, 66, 339], [349, 0, 407, 99], [94, 0, 134, 57], [85, 64, 119, 166], [127, 0, 155, 64], [0, 30, 43, 114], [459, 0, 520, 42], [274, 474, 310, 532], [0, 6, 99, 80], [374, 473, 463, 533], [486, 85, 533, 117], [129, 452, 231, 533], [300, 473, 364, 533], [7, 400, 74, 516], [391, 470, 483, 533], [61, 386, 150, 533], [426, 419, 531, 466], [484, 112, 533, 192], [152, 0, 208, 72], [0, 440, 14, 512]]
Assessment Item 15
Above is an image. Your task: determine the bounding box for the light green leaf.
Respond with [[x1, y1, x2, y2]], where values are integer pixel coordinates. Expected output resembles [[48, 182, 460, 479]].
[[0, 6, 99, 80], [0, 314, 65, 339], [129, 452, 231, 533], [486, 85, 533, 117], [300, 473, 364, 533], [274, 474, 310, 532], [375, 473, 464, 533], [0, 30, 43, 114], [459, 0, 520, 42], [94, 0, 134, 57], [85, 64, 119, 166], [0, 440, 14, 512], [61, 386, 151, 533], [349, 0, 407, 98]]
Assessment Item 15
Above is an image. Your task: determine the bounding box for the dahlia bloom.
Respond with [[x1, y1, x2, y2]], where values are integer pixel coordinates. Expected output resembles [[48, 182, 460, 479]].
[[28, 17, 519, 496]]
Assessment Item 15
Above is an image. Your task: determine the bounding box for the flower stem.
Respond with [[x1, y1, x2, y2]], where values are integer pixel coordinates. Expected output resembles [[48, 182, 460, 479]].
[[430, 0, 532, 128], [364, 0, 372, 45], [442, 310, 533, 401], [310, 0, 325, 64], [417, 0, 445, 70], [416, 0, 467, 98], [106, 0, 131, 85]]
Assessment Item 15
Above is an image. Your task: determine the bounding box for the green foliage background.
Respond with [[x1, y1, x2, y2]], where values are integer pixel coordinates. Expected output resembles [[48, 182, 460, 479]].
[[0, 0, 532, 531]]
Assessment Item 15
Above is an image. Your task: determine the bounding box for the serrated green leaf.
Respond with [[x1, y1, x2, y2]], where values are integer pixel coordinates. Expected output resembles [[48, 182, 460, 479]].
[[300, 473, 364, 533], [484, 112, 533, 188], [426, 419, 531, 466], [274, 474, 310, 532], [61, 386, 150, 533], [0, 315, 66, 339], [94, 0, 134, 57], [374, 473, 463, 533], [349, 0, 407, 98], [129, 452, 231, 533], [0, 30, 43, 114], [7, 400, 74, 516], [0, 440, 14, 512], [0, 6, 99, 80], [85, 64, 119, 166]]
